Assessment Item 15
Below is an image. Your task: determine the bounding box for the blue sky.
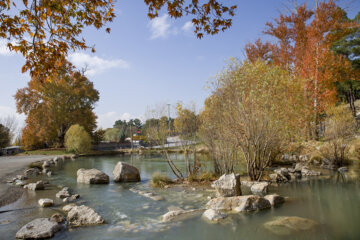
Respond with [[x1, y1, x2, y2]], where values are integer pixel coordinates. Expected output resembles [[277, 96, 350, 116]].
[[0, 0, 359, 129]]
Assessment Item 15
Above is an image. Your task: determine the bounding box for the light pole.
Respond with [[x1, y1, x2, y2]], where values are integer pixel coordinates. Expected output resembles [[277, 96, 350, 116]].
[[167, 103, 171, 136]]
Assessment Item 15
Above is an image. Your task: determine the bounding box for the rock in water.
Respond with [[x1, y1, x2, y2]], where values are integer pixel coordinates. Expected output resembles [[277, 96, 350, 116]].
[[113, 162, 141, 182], [206, 195, 271, 212], [77, 168, 109, 184], [263, 216, 319, 235], [67, 205, 105, 226], [264, 194, 285, 206], [38, 198, 54, 207], [15, 218, 61, 239], [211, 173, 241, 197], [24, 181, 45, 191], [250, 182, 269, 194], [56, 187, 70, 198], [202, 209, 227, 222], [161, 209, 205, 222], [24, 168, 40, 178]]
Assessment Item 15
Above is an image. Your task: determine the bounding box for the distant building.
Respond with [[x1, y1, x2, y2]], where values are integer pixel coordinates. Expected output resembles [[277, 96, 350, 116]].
[[0, 146, 23, 156]]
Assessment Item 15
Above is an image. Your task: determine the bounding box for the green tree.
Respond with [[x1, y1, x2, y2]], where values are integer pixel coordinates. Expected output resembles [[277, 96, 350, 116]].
[[0, 124, 10, 148], [65, 124, 92, 154], [92, 128, 105, 144], [332, 11, 360, 116], [104, 128, 121, 142]]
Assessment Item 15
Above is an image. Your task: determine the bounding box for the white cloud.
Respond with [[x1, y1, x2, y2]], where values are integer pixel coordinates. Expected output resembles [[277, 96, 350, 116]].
[[182, 21, 193, 33], [0, 39, 15, 56], [97, 111, 136, 129], [68, 53, 130, 76], [148, 15, 178, 39]]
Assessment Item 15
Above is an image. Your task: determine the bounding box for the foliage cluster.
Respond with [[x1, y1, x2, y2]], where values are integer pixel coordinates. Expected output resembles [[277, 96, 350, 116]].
[[65, 124, 92, 154]]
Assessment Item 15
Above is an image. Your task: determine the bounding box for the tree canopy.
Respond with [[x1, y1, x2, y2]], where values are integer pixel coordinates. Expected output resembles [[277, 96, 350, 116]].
[[15, 62, 99, 150], [1, 0, 236, 78]]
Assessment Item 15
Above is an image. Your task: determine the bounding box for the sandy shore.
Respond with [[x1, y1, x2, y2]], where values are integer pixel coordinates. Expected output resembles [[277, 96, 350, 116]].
[[0, 155, 58, 207]]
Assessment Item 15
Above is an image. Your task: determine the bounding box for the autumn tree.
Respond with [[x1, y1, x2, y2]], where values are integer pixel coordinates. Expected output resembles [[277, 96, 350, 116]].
[[200, 60, 307, 180], [15, 62, 99, 150], [245, 1, 358, 139], [1, 0, 236, 78]]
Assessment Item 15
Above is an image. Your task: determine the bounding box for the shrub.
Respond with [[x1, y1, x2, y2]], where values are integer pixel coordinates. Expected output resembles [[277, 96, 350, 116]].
[[321, 105, 355, 166], [150, 172, 173, 188], [65, 124, 91, 154], [198, 171, 217, 182]]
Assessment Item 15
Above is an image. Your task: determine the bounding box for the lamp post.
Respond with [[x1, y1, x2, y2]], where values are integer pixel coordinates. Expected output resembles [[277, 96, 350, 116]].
[[167, 104, 171, 136]]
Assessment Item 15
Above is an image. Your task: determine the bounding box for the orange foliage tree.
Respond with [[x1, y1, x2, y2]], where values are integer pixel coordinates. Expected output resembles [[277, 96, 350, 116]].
[[245, 0, 358, 139], [15, 62, 99, 150], [0, 0, 236, 78]]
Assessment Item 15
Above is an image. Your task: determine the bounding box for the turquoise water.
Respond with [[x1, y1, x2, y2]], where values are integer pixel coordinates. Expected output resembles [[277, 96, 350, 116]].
[[0, 154, 360, 240]]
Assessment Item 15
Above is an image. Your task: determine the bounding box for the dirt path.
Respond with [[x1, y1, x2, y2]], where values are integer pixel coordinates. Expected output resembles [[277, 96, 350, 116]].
[[0, 155, 58, 207]]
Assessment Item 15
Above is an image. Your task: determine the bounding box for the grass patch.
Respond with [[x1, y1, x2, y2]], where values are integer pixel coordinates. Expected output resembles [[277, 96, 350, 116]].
[[21, 148, 69, 156], [150, 172, 174, 188], [188, 171, 218, 183]]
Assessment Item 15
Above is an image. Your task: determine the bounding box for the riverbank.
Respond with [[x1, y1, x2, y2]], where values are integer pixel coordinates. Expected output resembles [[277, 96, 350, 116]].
[[0, 155, 60, 207]]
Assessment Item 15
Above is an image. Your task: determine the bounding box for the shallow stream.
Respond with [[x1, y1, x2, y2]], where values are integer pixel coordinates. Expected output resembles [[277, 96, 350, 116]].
[[0, 154, 360, 240]]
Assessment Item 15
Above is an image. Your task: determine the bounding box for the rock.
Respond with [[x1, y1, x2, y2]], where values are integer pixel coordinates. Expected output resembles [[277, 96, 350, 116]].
[[206, 195, 271, 212], [53, 157, 62, 163], [24, 168, 40, 178], [202, 209, 227, 222], [301, 167, 321, 176], [211, 173, 241, 197], [150, 195, 164, 201], [274, 168, 290, 180], [42, 168, 50, 175], [16, 175, 27, 180], [269, 173, 288, 183], [56, 187, 70, 198], [250, 182, 269, 194], [47, 171, 52, 177], [321, 158, 337, 170], [50, 213, 65, 224], [113, 162, 141, 182], [63, 194, 80, 203], [77, 168, 109, 184], [263, 216, 319, 235], [299, 155, 309, 162], [294, 163, 305, 172], [42, 160, 51, 169], [15, 180, 26, 186], [161, 209, 205, 222], [338, 167, 349, 173], [67, 205, 105, 226], [15, 218, 62, 239], [264, 194, 285, 206], [38, 198, 54, 207], [241, 180, 256, 188], [63, 204, 77, 212], [24, 181, 45, 191]]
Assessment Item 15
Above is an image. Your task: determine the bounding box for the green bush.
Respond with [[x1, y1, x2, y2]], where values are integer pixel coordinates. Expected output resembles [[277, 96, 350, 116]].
[[65, 124, 91, 154], [151, 172, 173, 188]]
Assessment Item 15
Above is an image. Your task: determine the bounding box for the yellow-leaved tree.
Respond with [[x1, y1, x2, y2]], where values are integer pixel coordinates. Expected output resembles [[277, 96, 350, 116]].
[[65, 124, 92, 154]]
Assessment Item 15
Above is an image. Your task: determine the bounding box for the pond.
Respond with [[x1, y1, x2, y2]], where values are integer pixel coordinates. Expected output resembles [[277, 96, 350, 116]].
[[0, 154, 360, 240]]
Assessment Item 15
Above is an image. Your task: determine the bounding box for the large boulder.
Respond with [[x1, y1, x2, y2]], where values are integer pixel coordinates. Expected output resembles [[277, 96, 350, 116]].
[[77, 168, 109, 184], [206, 195, 271, 212], [113, 162, 140, 182], [202, 209, 227, 222], [263, 216, 319, 235], [264, 194, 285, 207], [161, 209, 205, 222], [250, 182, 269, 194], [24, 181, 45, 191], [15, 218, 62, 239], [67, 205, 105, 226], [211, 173, 241, 197]]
